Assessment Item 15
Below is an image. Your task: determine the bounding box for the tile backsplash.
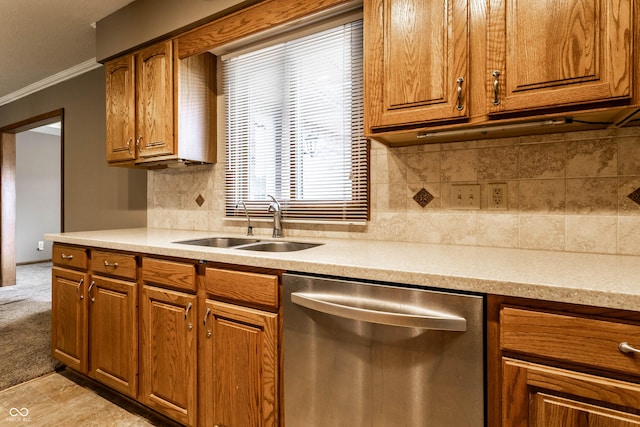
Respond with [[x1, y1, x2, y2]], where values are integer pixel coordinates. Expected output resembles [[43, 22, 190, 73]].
[[148, 126, 640, 255]]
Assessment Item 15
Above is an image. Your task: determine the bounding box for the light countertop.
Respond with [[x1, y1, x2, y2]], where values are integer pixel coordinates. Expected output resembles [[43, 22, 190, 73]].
[[46, 227, 640, 311]]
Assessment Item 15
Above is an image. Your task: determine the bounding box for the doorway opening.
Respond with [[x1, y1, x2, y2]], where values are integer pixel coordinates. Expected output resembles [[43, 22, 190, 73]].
[[0, 109, 64, 286]]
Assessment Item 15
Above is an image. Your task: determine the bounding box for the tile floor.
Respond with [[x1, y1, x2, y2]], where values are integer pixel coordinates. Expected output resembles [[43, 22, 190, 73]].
[[0, 369, 178, 426]]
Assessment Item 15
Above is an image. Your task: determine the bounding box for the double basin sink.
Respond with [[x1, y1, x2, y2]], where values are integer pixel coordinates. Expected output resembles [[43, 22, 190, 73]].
[[174, 237, 323, 252]]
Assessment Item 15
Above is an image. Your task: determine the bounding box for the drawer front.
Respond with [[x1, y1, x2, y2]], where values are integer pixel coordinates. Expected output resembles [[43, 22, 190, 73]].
[[501, 306, 640, 376], [52, 244, 88, 270], [206, 268, 279, 309], [142, 257, 196, 292], [91, 250, 137, 280]]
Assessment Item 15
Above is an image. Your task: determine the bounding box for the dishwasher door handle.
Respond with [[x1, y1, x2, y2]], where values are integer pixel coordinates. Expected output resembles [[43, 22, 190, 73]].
[[291, 292, 467, 331]]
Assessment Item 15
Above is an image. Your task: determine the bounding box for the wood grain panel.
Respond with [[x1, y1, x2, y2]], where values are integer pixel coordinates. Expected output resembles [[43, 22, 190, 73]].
[[503, 358, 640, 427], [91, 250, 137, 280], [51, 267, 88, 373], [203, 299, 279, 427], [176, 0, 357, 59], [88, 276, 137, 398], [140, 285, 197, 426], [105, 55, 136, 163], [142, 257, 196, 292], [52, 244, 88, 270], [501, 306, 640, 376], [205, 268, 279, 309]]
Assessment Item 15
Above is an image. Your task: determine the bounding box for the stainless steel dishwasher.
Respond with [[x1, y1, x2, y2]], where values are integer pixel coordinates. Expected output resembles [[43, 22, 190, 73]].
[[283, 273, 485, 427]]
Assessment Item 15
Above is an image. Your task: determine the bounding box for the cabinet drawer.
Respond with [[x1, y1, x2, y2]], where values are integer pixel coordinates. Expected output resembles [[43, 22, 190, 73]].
[[501, 306, 640, 377], [142, 257, 196, 292], [205, 268, 278, 309], [91, 250, 137, 280], [52, 244, 88, 270]]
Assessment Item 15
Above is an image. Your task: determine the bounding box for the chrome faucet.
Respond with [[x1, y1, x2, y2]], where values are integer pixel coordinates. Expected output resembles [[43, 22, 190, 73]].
[[236, 200, 253, 236], [267, 195, 283, 238]]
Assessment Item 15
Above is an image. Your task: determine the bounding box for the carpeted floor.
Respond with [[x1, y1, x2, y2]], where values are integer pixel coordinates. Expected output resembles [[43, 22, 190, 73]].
[[0, 262, 59, 391]]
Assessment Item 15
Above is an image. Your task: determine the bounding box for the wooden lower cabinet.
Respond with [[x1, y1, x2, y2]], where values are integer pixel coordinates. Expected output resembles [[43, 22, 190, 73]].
[[51, 267, 88, 373], [502, 358, 640, 427], [202, 299, 279, 427], [140, 285, 197, 426], [88, 275, 138, 398]]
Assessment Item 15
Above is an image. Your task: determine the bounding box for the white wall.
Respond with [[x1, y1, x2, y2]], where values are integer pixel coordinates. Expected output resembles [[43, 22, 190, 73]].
[[16, 128, 61, 263]]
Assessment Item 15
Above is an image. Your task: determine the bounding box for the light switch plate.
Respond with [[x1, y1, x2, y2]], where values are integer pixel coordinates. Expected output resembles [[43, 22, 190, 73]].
[[451, 184, 480, 209]]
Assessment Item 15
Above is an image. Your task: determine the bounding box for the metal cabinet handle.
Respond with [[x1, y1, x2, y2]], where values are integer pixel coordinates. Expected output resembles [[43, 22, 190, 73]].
[[185, 303, 193, 331], [88, 281, 95, 303], [492, 70, 501, 106], [456, 77, 464, 111], [291, 292, 467, 331], [61, 254, 74, 260], [619, 342, 640, 354], [77, 278, 84, 300], [103, 260, 119, 268], [126, 137, 133, 155], [135, 135, 143, 152], [203, 308, 212, 338]]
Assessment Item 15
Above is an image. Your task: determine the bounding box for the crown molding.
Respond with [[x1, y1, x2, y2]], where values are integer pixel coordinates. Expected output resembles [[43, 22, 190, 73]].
[[0, 58, 102, 107]]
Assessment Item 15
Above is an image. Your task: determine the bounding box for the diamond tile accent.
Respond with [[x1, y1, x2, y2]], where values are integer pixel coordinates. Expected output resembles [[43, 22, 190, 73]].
[[413, 188, 434, 208], [195, 194, 205, 207], [628, 187, 640, 206]]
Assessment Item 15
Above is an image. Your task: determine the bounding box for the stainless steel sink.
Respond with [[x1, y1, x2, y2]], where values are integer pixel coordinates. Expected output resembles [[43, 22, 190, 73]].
[[236, 241, 323, 252], [173, 237, 261, 248]]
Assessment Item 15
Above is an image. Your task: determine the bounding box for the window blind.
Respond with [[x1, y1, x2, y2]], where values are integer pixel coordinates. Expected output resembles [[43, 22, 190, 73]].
[[223, 19, 368, 222]]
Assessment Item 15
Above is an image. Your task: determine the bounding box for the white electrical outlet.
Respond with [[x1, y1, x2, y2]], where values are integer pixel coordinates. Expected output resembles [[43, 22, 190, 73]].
[[488, 183, 508, 210], [451, 184, 481, 209], [37, 240, 44, 251]]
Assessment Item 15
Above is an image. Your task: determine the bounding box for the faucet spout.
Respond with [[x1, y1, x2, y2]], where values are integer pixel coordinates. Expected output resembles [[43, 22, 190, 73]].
[[267, 195, 283, 238], [236, 200, 253, 236]]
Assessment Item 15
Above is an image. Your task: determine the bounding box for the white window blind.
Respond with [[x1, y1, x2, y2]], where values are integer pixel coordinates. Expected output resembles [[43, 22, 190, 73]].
[[223, 19, 368, 222]]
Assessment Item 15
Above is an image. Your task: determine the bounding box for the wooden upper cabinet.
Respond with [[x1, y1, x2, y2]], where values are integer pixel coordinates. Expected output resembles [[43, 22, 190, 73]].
[[136, 41, 174, 159], [105, 55, 136, 163], [105, 39, 215, 166], [365, 0, 469, 132], [487, 0, 633, 114]]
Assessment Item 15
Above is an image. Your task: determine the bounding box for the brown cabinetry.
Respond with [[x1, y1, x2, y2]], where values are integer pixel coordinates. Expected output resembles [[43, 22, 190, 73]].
[[51, 246, 138, 399], [202, 267, 280, 427], [105, 40, 215, 167], [364, 0, 469, 133], [365, 0, 638, 144], [88, 251, 138, 398], [487, 0, 633, 115], [140, 258, 197, 427], [489, 296, 640, 427]]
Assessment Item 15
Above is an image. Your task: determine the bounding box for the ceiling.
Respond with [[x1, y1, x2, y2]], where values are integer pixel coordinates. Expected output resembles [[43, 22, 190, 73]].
[[0, 0, 135, 106]]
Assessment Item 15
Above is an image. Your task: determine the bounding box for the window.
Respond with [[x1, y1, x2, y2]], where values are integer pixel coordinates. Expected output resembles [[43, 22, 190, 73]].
[[223, 18, 368, 222]]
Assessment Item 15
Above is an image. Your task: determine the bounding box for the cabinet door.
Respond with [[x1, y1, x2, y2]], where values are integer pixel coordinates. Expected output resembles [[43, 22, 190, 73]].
[[88, 276, 137, 398], [140, 285, 196, 426], [136, 41, 175, 160], [202, 300, 279, 427], [51, 267, 88, 373], [502, 358, 640, 427], [365, 0, 469, 132], [487, 0, 632, 114], [105, 55, 136, 163]]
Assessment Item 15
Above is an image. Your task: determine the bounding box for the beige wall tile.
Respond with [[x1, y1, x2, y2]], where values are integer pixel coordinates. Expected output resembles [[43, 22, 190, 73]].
[[477, 214, 519, 248], [406, 150, 440, 184], [441, 148, 477, 182], [441, 213, 477, 245], [618, 216, 640, 255], [619, 135, 640, 176], [519, 179, 566, 213], [566, 178, 617, 214], [405, 212, 441, 243], [618, 176, 640, 215], [566, 138, 617, 177], [478, 145, 519, 180], [565, 215, 617, 254], [519, 141, 566, 179], [519, 215, 565, 250]]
